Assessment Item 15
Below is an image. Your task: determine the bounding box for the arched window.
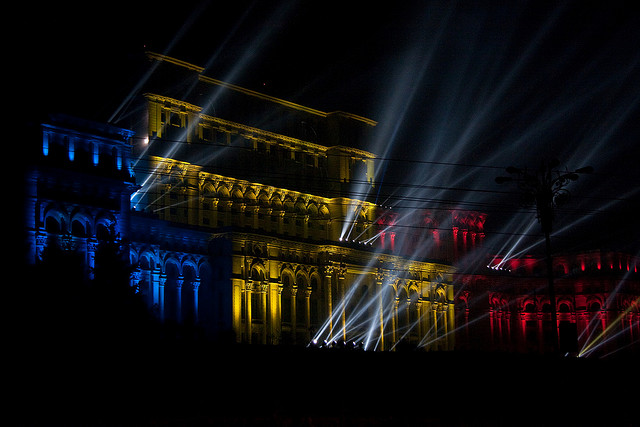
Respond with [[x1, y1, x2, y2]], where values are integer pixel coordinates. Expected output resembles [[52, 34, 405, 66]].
[[296, 274, 307, 326], [559, 303, 571, 313], [281, 273, 293, 324], [309, 275, 321, 327], [182, 264, 197, 326], [96, 223, 111, 241], [280, 272, 295, 345], [45, 216, 61, 234], [397, 287, 410, 335], [71, 219, 86, 237]]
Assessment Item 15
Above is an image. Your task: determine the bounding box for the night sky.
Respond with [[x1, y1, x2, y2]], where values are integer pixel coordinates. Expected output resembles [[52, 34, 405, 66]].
[[24, 0, 640, 255]]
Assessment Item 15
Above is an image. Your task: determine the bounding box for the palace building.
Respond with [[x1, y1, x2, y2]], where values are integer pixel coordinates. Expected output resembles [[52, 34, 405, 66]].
[[25, 53, 479, 350], [26, 52, 637, 355]]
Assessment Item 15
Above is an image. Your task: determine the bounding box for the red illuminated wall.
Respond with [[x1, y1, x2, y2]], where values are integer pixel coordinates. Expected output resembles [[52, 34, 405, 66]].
[[374, 208, 486, 262], [455, 251, 640, 355]]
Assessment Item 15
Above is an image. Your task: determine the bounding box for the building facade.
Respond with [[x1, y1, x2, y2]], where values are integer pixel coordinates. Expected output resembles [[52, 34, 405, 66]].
[[25, 53, 465, 350], [26, 52, 637, 355], [456, 251, 640, 355]]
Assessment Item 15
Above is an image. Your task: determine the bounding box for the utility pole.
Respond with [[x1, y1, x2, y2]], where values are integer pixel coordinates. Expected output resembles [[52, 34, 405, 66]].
[[496, 159, 592, 353]]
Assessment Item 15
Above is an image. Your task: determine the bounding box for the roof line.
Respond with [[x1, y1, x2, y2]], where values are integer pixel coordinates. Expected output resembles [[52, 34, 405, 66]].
[[146, 51, 377, 127]]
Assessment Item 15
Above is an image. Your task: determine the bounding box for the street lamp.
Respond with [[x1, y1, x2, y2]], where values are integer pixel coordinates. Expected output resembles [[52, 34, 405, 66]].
[[496, 159, 593, 353]]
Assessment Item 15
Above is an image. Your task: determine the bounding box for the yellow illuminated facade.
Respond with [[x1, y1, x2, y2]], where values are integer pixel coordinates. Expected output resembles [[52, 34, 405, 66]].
[[128, 53, 456, 350]]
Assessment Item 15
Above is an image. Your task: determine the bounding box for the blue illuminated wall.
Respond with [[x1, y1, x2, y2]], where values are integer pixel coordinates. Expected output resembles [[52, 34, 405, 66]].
[[26, 115, 229, 341]]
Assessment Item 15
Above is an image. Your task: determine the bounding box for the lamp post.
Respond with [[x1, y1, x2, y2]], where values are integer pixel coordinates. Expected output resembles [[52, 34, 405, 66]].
[[496, 159, 592, 353]]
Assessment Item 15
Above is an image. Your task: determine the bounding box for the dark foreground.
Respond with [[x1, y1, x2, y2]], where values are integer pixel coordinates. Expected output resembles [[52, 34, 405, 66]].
[[9, 340, 638, 426]]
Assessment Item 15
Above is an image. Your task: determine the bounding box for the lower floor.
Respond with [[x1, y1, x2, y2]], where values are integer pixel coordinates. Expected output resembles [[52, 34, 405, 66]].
[[30, 213, 456, 351], [456, 274, 640, 356]]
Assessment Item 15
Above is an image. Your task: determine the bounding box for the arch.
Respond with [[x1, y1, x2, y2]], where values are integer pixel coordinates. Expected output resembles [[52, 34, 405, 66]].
[[181, 256, 200, 278], [71, 218, 88, 237], [295, 266, 310, 286], [294, 197, 307, 215], [201, 182, 216, 197], [231, 186, 244, 201], [523, 300, 537, 313], [163, 253, 182, 275], [407, 282, 421, 298], [137, 252, 152, 271], [270, 193, 283, 211], [307, 202, 319, 218], [217, 184, 230, 199], [557, 299, 573, 313], [283, 196, 295, 213], [258, 190, 270, 207], [138, 248, 158, 271], [280, 266, 295, 286], [318, 204, 330, 219], [45, 215, 62, 234], [95, 212, 117, 236], [43, 205, 68, 234], [250, 260, 267, 282], [167, 165, 184, 186], [434, 285, 447, 304], [588, 300, 603, 312], [244, 188, 257, 203]]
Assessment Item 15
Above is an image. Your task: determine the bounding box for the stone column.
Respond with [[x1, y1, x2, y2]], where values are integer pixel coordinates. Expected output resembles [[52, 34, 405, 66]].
[[338, 267, 346, 342], [375, 269, 385, 351], [422, 299, 432, 350], [245, 280, 252, 343], [261, 282, 268, 344], [238, 204, 246, 228], [452, 227, 459, 261], [253, 206, 260, 230], [304, 286, 312, 343], [447, 302, 455, 350], [303, 215, 309, 239], [211, 198, 219, 227], [175, 275, 184, 324], [192, 277, 200, 325], [291, 286, 298, 345], [158, 273, 167, 322], [87, 238, 98, 280], [324, 265, 334, 338], [391, 298, 398, 348], [274, 284, 283, 345], [416, 301, 423, 339]]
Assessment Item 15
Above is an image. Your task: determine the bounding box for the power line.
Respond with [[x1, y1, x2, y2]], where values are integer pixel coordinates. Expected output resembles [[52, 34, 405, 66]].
[[129, 163, 632, 219], [129, 136, 638, 203]]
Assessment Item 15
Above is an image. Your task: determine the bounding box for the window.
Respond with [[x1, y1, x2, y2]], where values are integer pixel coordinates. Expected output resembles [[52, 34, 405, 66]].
[[45, 216, 61, 234], [71, 220, 86, 237], [170, 112, 182, 127], [251, 292, 262, 321]]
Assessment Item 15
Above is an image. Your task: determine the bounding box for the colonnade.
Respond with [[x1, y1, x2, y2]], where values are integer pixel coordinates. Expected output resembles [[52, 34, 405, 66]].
[[234, 262, 455, 351]]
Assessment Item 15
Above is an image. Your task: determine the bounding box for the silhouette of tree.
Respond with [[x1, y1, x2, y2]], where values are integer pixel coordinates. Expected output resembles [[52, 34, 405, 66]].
[[89, 224, 158, 347]]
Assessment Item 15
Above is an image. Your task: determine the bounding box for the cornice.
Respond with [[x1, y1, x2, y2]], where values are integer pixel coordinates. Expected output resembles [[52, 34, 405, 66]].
[[145, 51, 378, 127], [144, 92, 376, 158]]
